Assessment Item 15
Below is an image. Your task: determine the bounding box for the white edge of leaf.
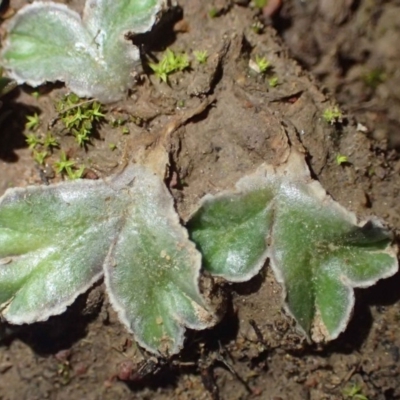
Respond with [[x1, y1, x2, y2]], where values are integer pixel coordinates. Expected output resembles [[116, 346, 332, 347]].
[[1, 2, 83, 87], [342, 217, 399, 288], [345, 246, 399, 289], [83, 0, 169, 48], [0, 177, 105, 205], [107, 0, 168, 80], [4, 271, 104, 325], [323, 288, 355, 342], [0, 178, 110, 324], [103, 165, 216, 355], [328, 240, 398, 340], [267, 237, 311, 339]]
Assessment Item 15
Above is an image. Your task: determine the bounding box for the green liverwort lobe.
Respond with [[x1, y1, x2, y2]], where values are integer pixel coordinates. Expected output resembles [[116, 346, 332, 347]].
[[188, 150, 398, 341], [1, 0, 167, 103], [0, 164, 216, 355], [188, 188, 274, 282]]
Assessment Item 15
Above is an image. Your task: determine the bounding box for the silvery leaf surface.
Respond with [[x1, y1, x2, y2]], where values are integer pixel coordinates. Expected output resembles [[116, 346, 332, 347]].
[[188, 150, 398, 341], [104, 165, 216, 355], [0, 178, 121, 324], [188, 188, 275, 282], [0, 164, 215, 354], [1, 0, 165, 102]]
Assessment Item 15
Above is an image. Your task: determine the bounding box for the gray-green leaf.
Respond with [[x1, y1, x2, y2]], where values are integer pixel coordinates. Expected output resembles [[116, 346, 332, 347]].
[[0, 164, 215, 354], [1, 0, 165, 103], [188, 150, 398, 341], [188, 189, 274, 282], [103, 165, 216, 355], [0, 179, 118, 324]]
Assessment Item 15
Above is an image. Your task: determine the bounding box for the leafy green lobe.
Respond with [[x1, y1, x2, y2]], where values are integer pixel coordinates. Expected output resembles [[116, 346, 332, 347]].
[[188, 150, 398, 341], [0, 179, 119, 324], [0, 164, 215, 354], [2, 0, 166, 102], [189, 189, 274, 281], [104, 165, 216, 355]]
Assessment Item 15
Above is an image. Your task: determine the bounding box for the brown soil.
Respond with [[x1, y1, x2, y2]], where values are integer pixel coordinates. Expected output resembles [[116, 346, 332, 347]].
[[1, 1, 400, 399]]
